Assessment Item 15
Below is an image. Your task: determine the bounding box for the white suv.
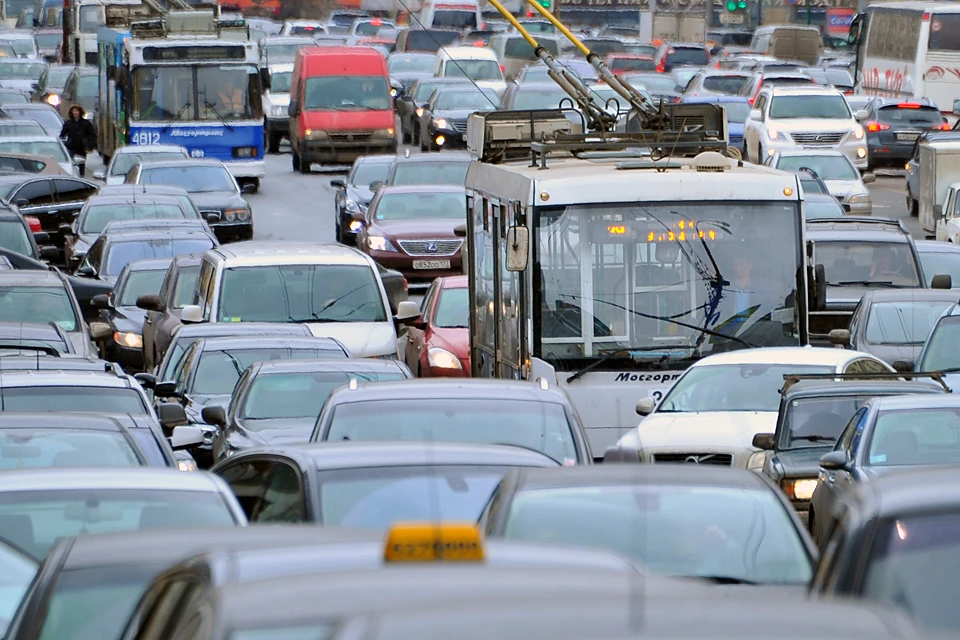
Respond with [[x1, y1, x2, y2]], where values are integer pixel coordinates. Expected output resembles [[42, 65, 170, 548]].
[[744, 85, 867, 170]]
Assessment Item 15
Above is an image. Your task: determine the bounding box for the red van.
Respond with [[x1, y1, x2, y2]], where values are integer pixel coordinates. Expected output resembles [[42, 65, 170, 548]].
[[288, 47, 397, 172]]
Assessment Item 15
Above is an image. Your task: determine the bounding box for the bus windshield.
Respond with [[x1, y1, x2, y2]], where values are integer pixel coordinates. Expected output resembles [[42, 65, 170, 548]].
[[531, 201, 801, 370], [131, 64, 263, 121]]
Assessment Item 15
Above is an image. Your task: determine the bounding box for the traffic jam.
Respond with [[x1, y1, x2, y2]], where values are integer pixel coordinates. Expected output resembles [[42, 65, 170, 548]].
[[0, 0, 956, 636]]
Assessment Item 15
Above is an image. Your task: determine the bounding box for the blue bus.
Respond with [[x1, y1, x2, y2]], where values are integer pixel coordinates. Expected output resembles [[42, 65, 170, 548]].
[[97, 23, 265, 190]]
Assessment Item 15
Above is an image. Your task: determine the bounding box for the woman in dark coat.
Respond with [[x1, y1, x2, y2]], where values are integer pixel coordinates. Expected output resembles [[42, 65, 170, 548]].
[[59, 104, 96, 176]]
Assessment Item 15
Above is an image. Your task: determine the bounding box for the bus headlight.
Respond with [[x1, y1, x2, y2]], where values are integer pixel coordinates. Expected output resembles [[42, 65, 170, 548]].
[[428, 347, 461, 369], [232, 146, 259, 158], [114, 332, 142, 348]]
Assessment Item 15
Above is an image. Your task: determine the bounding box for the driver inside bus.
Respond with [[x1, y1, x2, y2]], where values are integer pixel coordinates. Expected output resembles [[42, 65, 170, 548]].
[[211, 82, 245, 115]]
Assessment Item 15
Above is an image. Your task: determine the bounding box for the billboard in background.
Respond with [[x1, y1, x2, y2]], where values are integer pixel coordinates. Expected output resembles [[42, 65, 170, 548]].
[[827, 7, 855, 35]]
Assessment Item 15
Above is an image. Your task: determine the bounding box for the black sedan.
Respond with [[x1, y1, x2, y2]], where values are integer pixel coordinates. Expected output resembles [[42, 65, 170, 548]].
[[809, 394, 960, 545], [330, 153, 395, 245], [481, 465, 817, 588], [756, 378, 945, 513], [861, 97, 949, 170], [418, 86, 499, 151], [395, 77, 470, 144], [203, 358, 412, 462], [92, 257, 171, 371], [829, 289, 959, 368], [212, 441, 558, 529], [0, 320, 75, 356], [124, 159, 255, 243]]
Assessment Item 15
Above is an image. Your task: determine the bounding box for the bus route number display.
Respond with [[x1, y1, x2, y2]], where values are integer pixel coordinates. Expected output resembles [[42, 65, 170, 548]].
[[142, 45, 246, 62]]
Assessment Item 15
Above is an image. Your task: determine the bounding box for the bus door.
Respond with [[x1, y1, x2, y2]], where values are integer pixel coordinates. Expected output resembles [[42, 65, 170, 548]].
[[496, 200, 525, 380]]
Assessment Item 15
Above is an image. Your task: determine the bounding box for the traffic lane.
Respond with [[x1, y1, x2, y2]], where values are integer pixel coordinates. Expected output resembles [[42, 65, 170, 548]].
[[869, 170, 923, 238]]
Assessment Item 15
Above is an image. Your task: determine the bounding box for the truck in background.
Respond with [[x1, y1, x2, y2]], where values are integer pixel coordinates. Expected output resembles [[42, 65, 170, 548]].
[[640, 9, 707, 44]]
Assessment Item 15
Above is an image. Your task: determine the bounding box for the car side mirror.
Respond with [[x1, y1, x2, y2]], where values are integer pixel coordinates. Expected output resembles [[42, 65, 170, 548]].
[[935, 204, 943, 218], [91, 293, 111, 309], [749, 109, 762, 121], [76, 265, 95, 277], [454, 223, 467, 238], [752, 432, 775, 450], [169, 425, 212, 451], [828, 328, 850, 346], [180, 305, 203, 323], [14, 198, 29, 208], [158, 402, 189, 431], [200, 405, 227, 428], [33, 231, 49, 244], [892, 360, 915, 373], [855, 109, 869, 121], [635, 397, 656, 416], [330, 179, 345, 188], [39, 245, 58, 261], [931, 273, 952, 290], [58, 223, 72, 236], [88, 321, 111, 340], [369, 180, 384, 191], [395, 299, 421, 324], [136, 293, 164, 312], [154, 381, 180, 399], [134, 372, 156, 389], [819, 450, 849, 471], [93, 170, 105, 180], [288, 100, 300, 117], [861, 172, 876, 184]]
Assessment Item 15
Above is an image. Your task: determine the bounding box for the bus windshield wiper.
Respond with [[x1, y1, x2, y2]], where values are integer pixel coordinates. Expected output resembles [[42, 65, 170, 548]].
[[202, 101, 235, 131], [833, 280, 900, 288], [566, 344, 695, 384], [161, 102, 191, 132]]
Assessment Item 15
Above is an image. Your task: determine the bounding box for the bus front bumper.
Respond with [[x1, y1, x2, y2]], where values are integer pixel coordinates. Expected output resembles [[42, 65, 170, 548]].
[[224, 160, 266, 179]]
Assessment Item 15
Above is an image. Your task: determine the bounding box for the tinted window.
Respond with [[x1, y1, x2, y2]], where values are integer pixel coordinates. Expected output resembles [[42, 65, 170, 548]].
[[431, 9, 476, 29], [325, 398, 579, 464], [405, 30, 461, 52], [350, 161, 391, 187], [303, 76, 390, 111], [0, 219, 32, 257], [192, 347, 346, 395], [0, 387, 147, 413], [666, 47, 708, 66], [659, 365, 834, 413], [105, 239, 215, 277], [609, 57, 655, 72], [866, 408, 960, 466], [815, 241, 921, 287], [783, 395, 873, 449], [918, 251, 960, 287], [55, 179, 97, 203], [920, 318, 960, 370], [864, 300, 954, 345], [703, 75, 749, 94], [390, 161, 469, 186], [374, 191, 464, 221], [0, 285, 77, 331], [928, 14, 960, 51], [241, 370, 406, 421], [118, 269, 167, 306], [769, 94, 851, 119], [877, 105, 942, 125], [443, 60, 501, 81], [139, 166, 236, 193], [434, 286, 467, 327], [504, 37, 558, 59], [0, 429, 141, 469]]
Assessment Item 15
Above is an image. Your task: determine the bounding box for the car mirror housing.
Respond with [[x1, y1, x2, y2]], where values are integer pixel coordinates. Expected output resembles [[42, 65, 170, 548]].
[[819, 450, 849, 471], [201, 405, 228, 428]]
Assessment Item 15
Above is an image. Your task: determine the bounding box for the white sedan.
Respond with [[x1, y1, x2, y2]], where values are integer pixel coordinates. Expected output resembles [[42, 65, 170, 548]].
[[613, 347, 895, 469]]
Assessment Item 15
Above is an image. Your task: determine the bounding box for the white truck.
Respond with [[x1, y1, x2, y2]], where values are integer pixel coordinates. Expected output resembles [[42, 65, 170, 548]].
[[639, 10, 706, 44], [919, 139, 960, 237]]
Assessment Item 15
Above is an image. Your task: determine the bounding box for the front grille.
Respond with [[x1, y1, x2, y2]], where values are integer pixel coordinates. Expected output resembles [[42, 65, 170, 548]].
[[651, 453, 733, 466], [328, 132, 373, 143], [397, 239, 462, 256], [451, 119, 467, 133], [791, 131, 845, 145]]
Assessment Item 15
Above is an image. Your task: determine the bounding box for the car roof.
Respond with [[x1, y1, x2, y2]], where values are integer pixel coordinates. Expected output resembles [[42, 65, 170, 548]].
[[244, 441, 559, 470], [355, 154, 397, 165], [86, 194, 183, 206], [847, 466, 960, 519], [775, 149, 849, 158], [172, 322, 311, 339], [326, 379, 572, 405], [251, 358, 404, 375], [914, 239, 960, 254], [0, 355, 119, 372], [873, 393, 960, 411], [437, 274, 467, 288], [0, 270, 63, 286], [783, 379, 946, 400], [103, 229, 213, 243], [205, 241, 371, 267], [805, 217, 910, 241], [765, 85, 842, 96], [137, 159, 229, 170], [0, 467, 226, 493], [804, 193, 842, 204], [0, 369, 133, 387], [98, 185, 190, 196], [390, 152, 472, 164], [196, 336, 346, 352], [0, 412, 134, 432], [871, 96, 937, 107], [689, 346, 886, 369], [102, 219, 208, 233], [377, 184, 465, 196], [859, 288, 959, 303], [0, 322, 66, 340]]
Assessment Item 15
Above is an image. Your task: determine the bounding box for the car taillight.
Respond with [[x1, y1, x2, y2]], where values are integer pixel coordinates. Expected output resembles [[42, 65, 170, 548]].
[[500, 64, 505, 73], [865, 122, 890, 132], [25, 216, 40, 232], [656, 62, 665, 73], [935, 122, 952, 130], [897, 102, 921, 108]]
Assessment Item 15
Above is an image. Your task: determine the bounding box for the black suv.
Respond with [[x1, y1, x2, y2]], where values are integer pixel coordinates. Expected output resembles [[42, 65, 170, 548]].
[[860, 97, 948, 170]]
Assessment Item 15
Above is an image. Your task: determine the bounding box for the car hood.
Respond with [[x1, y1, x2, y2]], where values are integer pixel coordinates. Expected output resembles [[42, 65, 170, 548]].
[[862, 342, 923, 367], [347, 185, 376, 207], [187, 191, 245, 210], [775, 446, 833, 476], [109, 305, 147, 333], [434, 108, 483, 121], [823, 178, 868, 201], [823, 285, 869, 310], [237, 418, 316, 445], [0, 79, 35, 91], [624, 411, 777, 449], [305, 321, 396, 358], [374, 218, 462, 239], [428, 325, 469, 359]]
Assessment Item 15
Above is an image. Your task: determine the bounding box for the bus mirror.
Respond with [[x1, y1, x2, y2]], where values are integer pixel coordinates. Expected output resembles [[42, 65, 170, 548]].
[[259, 67, 271, 90], [505, 226, 529, 272], [655, 242, 679, 263]]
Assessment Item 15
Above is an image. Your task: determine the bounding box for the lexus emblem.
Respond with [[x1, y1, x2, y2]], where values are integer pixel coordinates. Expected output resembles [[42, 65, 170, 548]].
[[814, 135, 824, 142], [426, 242, 438, 253]]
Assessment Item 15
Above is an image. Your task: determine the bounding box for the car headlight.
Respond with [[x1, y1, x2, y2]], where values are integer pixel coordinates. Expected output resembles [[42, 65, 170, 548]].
[[390, 87, 398, 97], [177, 458, 198, 472], [766, 127, 787, 141], [782, 478, 818, 501], [428, 347, 461, 369], [434, 118, 448, 130], [345, 199, 360, 213], [853, 125, 865, 140], [747, 450, 767, 471], [375, 128, 395, 138], [848, 194, 872, 204], [304, 129, 327, 140], [270, 104, 287, 118], [367, 235, 396, 251], [349, 220, 363, 231], [45, 93, 60, 106], [416, 107, 424, 117], [114, 332, 142, 348]]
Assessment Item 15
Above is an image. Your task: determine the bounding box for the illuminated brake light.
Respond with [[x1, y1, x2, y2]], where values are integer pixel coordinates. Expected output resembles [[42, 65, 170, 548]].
[[898, 102, 921, 108], [25, 216, 40, 232], [865, 122, 890, 132], [656, 62, 665, 73], [370, 17, 382, 25], [923, 11, 930, 20], [935, 122, 952, 130]]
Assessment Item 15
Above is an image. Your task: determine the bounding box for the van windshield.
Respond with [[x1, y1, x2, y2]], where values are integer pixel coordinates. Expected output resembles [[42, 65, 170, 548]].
[[431, 10, 477, 29], [304, 75, 390, 110]]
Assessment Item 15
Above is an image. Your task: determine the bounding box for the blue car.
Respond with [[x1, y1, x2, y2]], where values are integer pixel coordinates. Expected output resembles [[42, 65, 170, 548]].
[[680, 95, 751, 153]]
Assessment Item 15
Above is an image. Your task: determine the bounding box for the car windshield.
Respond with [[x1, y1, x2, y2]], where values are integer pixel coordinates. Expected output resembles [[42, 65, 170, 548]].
[[405, 30, 462, 52], [443, 59, 501, 81], [303, 75, 390, 111], [769, 94, 851, 119], [921, 318, 960, 370], [703, 75, 749, 94], [862, 511, 960, 632], [816, 241, 921, 287], [502, 484, 812, 585], [0, 387, 147, 412], [350, 160, 391, 187], [324, 398, 579, 464], [0, 539, 36, 636], [388, 54, 433, 73], [0, 428, 142, 470], [805, 198, 844, 218], [262, 43, 310, 60], [0, 122, 44, 136], [659, 364, 834, 413], [865, 300, 954, 345], [919, 250, 960, 288], [217, 264, 387, 323], [434, 286, 467, 328], [0, 62, 45, 80], [511, 88, 570, 110], [1, 39, 35, 57], [413, 81, 450, 101], [46, 68, 73, 86], [81, 203, 186, 234], [110, 152, 187, 177], [35, 564, 170, 640], [783, 395, 875, 449], [118, 269, 167, 306], [193, 347, 347, 396], [34, 33, 61, 49], [270, 71, 292, 94], [241, 370, 407, 421], [374, 191, 464, 221], [878, 105, 942, 125], [317, 464, 516, 530], [139, 166, 235, 193], [0, 140, 66, 162], [624, 74, 678, 92], [104, 238, 215, 277], [0, 286, 77, 332], [777, 155, 858, 180], [0, 220, 33, 257], [0, 488, 236, 558], [867, 408, 960, 466], [390, 161, 468, 186], [435, 90, 497, 110]]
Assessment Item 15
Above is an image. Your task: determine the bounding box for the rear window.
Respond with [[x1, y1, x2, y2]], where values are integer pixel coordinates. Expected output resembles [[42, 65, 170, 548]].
[[877, 105, 942, 125], [610, 57, 655, 72], [703, 75, 749, 94], [405, 30, 460, 52], [666, 47, 708, 66], [504, 37, 558, 60]]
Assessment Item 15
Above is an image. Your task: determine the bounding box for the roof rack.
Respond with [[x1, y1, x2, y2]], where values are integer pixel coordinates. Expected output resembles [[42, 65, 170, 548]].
[[0, 344, 61, 357], [806, 216, 908, 232], [781, 371, 951, 393]]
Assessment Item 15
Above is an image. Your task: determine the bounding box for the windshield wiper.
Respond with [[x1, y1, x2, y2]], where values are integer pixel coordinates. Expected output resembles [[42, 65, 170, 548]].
[[790, 434, 836, 443], [566, 344, 695, 384], [201, 100, 235, 131], [691, 575, 758, 585], [833, 280, 900, 288], [161, 102, 191, 132], [221, 351, 245, 377]]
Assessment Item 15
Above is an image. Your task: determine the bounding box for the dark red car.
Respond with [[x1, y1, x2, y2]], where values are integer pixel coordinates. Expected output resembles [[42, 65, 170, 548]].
[[403, 275, 469, 377], [357, 184, 465, 286]]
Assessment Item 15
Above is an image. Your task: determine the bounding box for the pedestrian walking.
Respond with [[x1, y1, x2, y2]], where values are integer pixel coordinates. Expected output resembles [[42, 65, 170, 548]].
[[60, 104, 96, 177]]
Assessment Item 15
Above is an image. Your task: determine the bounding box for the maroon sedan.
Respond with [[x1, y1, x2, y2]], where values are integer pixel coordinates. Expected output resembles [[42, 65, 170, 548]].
[[357, 184, 465, 286], [403, 275, 469, 377]]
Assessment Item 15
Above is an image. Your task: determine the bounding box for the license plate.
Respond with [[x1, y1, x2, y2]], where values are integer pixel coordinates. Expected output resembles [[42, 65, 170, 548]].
[[896, 132, 920, 141], [412, 259, 451, 270]]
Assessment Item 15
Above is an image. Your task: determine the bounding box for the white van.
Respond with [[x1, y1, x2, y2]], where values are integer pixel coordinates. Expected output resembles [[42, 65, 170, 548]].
[[433, 45, 505, 94], [419, 0, 481, 30]]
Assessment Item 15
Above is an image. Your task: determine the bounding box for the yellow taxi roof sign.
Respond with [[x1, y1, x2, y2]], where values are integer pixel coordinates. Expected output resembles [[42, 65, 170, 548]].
[[384, 522, 485, 563]]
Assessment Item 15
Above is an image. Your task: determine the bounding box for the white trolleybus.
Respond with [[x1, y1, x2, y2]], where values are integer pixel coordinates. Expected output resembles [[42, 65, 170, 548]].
[[851, 2, 960, 113], [462, 108, 816, 459]]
